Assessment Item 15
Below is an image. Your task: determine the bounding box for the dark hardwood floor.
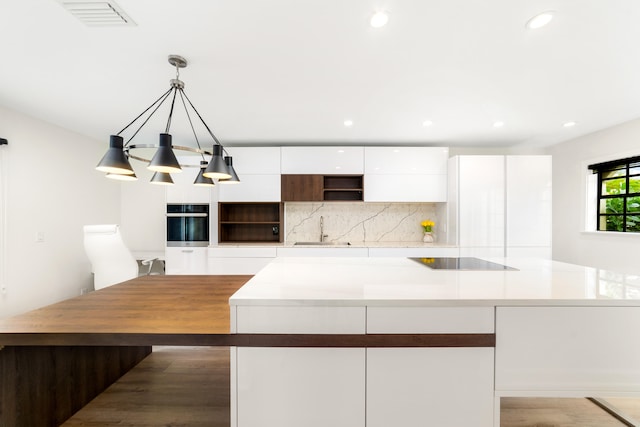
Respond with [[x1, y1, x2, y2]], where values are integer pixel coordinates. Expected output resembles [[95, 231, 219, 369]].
[[63, 346, 640, 427]]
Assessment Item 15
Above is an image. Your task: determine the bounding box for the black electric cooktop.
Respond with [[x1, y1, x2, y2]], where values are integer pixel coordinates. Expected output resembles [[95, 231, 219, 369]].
[[409, 257, 518, 271]]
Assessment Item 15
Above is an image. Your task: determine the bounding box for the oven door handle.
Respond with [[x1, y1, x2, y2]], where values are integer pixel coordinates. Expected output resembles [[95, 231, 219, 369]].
[[166, 213, 208, 218]]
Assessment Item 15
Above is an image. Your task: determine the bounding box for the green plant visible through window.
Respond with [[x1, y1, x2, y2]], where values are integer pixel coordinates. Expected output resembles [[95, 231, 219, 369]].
[[589, 156, 640, 232]]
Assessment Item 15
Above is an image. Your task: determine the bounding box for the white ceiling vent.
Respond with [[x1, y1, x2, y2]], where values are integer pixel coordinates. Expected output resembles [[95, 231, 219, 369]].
[[57, 0, 136, 27]]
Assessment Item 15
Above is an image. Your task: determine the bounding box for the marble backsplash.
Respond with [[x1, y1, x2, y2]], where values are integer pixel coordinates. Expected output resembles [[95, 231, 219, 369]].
[[285, 202, 440, 243]]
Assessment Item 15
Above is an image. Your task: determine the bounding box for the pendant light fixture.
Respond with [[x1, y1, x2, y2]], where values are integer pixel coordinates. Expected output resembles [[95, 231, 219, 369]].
[[218, 156, 241, 184], [96, 55, 240, 186]]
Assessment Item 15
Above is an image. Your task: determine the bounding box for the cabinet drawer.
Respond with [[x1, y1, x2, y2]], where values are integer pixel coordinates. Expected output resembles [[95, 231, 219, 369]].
[[367, 306, 494, 333], [209, 247, 277, 258], [236, 306, 366, 333], [208, 257, 273, 275]]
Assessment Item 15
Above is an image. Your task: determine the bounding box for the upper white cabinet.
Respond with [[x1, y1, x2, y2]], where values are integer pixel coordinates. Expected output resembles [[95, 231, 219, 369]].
[[364, 147, 449, 174], [218, 147, 281, 202], [364, 147, 449, 202], [165, 156, 214, 204], [281, 147, 364, 174], [223, 147, 281, 174]]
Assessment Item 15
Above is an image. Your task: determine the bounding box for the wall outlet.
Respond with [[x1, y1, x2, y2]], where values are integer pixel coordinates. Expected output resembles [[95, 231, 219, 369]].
[[36, 231, 45, 243]]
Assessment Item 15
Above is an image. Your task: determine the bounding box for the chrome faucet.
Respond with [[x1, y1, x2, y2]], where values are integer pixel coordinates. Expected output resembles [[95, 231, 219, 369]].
[[320, 216, 328, 242]]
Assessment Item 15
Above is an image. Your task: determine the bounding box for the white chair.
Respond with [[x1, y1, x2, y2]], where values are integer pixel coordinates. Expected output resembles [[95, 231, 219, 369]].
[[83, 224, 159, 290]]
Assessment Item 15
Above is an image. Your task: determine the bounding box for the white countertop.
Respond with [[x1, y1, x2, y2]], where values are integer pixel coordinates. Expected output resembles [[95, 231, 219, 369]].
[[229, 257, 640, 307]]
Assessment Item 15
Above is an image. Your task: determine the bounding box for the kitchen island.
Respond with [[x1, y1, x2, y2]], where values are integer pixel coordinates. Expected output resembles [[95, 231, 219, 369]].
[[229, 257, 640, 427]]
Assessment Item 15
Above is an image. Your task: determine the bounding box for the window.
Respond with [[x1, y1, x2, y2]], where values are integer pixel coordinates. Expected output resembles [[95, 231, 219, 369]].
[[589, 156, 640, 232]]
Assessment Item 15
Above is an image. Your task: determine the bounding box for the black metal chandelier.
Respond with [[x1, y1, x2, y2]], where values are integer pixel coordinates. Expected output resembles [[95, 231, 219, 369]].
[[96, 55, 240, 186]]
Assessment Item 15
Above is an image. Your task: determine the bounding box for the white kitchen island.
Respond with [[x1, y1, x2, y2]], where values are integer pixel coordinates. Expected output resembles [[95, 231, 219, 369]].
[[229, 257, 640, 427]]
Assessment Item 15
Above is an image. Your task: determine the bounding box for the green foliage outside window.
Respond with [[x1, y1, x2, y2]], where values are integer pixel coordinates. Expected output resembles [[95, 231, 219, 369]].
[[600, 175, 640, 232]]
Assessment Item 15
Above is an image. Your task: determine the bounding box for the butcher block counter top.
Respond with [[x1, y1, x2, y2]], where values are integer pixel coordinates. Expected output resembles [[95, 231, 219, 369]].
[[0, 275, 251, 346]]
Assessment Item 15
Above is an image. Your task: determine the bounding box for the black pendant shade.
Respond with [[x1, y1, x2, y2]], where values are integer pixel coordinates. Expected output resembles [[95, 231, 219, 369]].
[[203, 144, 231, 179], [96, 135, 135, 175], [218, 156, 240, 184], [194, 161, 216, 187], [150, 171, 174, 185], [148, 133, 182, 174]]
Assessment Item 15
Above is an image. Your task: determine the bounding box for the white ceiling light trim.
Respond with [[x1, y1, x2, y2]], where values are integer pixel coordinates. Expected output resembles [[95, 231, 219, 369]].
[[343, 120, 354, 127], [422, 120, 433, 127], [370, 11, 389, 28], [526, 11, 555, 30], [563, 121, 577, 128], [57, 0, 136, 27], [493, 121, 505, 128]]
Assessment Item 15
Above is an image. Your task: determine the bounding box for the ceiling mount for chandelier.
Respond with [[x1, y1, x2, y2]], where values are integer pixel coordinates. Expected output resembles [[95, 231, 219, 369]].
[[96, 54, 240, 186]]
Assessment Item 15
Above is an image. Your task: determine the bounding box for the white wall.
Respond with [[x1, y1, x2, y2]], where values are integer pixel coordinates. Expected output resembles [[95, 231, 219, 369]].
[[549, 118, 640, 274], [0, 106, 120, 319]]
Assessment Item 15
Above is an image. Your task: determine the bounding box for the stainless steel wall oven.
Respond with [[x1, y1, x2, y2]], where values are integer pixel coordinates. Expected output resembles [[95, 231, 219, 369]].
[[166, 204, 209, 247]]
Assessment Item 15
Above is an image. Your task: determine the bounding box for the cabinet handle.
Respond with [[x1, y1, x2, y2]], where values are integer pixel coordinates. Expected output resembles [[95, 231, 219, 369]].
[[182, 250, 194, 253]]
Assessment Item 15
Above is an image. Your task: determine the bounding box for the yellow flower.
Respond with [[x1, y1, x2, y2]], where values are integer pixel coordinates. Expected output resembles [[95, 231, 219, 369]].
[[421, 220, 434, 232]]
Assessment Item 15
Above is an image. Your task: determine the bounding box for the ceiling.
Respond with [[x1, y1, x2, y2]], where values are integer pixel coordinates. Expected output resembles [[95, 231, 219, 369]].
[[2, 0, 640, 149]]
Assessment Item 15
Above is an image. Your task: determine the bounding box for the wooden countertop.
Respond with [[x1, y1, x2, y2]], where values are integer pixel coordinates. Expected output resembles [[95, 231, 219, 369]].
[[0, 275, 251, 346]]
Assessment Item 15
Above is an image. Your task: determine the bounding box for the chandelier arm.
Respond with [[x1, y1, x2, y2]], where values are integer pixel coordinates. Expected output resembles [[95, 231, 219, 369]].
[[165, 88, 179, 134], [178, 89, 206, 161], [117, 87, 173, 136], [180, 89, 223, 147], [124, 88, 174, 147]]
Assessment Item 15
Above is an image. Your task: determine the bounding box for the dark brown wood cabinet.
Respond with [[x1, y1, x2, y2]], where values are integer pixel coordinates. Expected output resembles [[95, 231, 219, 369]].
[[218, 202, 283, 243], [281, 174, 323, 201], [281, 174, 363, 202]]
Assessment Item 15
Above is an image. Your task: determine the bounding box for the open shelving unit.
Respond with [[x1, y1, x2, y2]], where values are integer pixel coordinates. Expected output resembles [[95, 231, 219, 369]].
[[218, 202, 283, 243], [323, 175, 364, 201]]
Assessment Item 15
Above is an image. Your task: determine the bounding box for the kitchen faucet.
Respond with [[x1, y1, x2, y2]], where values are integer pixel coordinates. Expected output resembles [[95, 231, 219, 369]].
[[320, 216, 328, 242]]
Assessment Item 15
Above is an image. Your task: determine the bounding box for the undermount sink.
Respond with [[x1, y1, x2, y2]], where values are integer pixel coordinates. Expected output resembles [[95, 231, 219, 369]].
[[294, 241, 352, 246]]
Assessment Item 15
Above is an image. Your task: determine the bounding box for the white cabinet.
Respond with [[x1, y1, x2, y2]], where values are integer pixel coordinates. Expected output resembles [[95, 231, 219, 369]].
[[218, 174, 280, 202], [276, 247, 369, 257], [219, 147, 281, 202], [364, 147, 449, 174], [364, 147, 448, 202], [208, 247, 276, 275], [448, 155, 551, 258], [165, 156, 214, 204], [164, 247, 208, 274], [237, 347, 365, 427], [281, 146, 364, 174], [367, 348, 494, 427], [234, 305, 366, 427], [496, 306, 640, 394], [364, 174, 447, 202], [506, 155, 552, 258], [366, 306, 495, 427]]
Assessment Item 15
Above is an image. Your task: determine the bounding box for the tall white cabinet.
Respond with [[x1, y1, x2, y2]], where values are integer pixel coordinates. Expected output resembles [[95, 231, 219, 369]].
[[447, 155, 551, 258]]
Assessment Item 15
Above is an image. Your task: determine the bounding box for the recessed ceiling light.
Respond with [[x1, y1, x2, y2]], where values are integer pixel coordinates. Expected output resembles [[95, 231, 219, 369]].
[[563, 121, 576, 128], [337, 149, 345, 153], [343, 120, 354, 127], [526, 11, 555, 30], [493, 121, 505, 128], [370, 11, 389, 28], [422, 120, 433, 127]]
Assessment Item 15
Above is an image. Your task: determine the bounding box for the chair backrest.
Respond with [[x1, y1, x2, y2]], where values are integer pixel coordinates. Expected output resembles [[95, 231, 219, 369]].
[[83, 224, 138, 290]]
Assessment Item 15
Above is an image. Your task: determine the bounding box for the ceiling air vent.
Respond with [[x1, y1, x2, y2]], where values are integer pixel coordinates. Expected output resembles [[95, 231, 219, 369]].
[[57, 0, 136, 27]]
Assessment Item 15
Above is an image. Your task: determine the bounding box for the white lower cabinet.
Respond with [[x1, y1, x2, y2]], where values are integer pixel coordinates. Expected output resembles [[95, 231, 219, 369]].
[[496, 306, 640, 394], [237, 347, 365, 427], [164, 247, 208, 274], [367, 347, 495, 427], [208, 247, 276, 275]]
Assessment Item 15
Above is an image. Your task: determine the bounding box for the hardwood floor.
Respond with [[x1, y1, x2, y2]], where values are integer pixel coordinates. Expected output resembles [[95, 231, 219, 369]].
[[63, 346, 230, 427], [64, 346, 640, 427]]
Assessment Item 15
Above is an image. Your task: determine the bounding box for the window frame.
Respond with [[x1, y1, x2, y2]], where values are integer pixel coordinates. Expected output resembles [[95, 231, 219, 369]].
[[588, 155, 640, 233]]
